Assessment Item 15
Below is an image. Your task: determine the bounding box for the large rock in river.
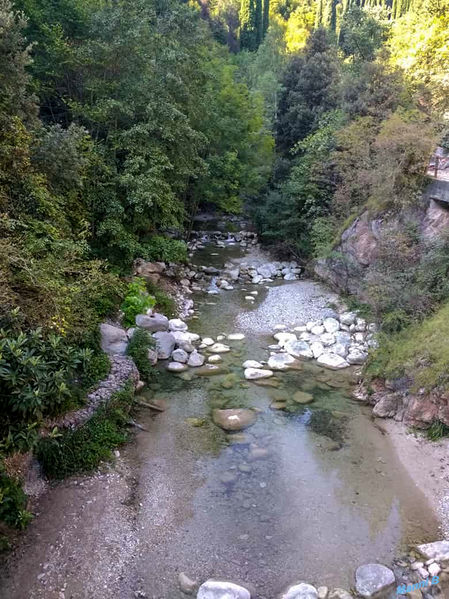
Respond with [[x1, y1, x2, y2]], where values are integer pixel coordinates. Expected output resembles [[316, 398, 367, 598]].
[[212, 409, 257, 431], [417, 540, 449, 563], [284, 339, 313, 360], [136, 313, 169, 332], [100, 323, 128, 355], [355, 564, 395, 598], [153, 331, 176, 359], [197, 580, 251, 599], [267, 353, 295, 370], [316, 353, 349, 370]]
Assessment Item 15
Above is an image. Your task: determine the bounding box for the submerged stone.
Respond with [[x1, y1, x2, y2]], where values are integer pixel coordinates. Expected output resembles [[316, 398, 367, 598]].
[[244, 367, 273, 380], [212, 408, 257, 431], [292, 390, 314, 404], [210, 343, 231, 353], [167, 361, 188, 373]]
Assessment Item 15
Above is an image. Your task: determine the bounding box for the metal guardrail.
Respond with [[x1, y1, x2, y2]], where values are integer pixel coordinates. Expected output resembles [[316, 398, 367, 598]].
[[428, 150, 449, 181]]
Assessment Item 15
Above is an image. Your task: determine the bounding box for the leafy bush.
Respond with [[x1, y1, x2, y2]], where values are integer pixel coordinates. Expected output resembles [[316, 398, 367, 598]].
[[36, 383, 135, 479], [0, 468, 32, 530], [143, 236, 188, 263], [0, 326, 86, 433], [145, 281, 176, 318], [78, 351, 111, 390], [121, 278, 155, 327], [127, 329, 156, 383]]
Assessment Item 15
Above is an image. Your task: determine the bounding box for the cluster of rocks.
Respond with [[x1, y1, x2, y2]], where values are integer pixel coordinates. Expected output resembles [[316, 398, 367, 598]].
[[178, 540, 449, 597], [263, 312, 377, 372], [188, 230, 258, 252], [221, 259, 302, 287], [46, 353, 139, 431], [101, 309, 245, 376]]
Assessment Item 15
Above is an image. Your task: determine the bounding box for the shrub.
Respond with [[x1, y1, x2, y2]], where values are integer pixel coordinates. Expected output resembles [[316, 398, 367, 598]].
[[127, 329, 156, 383], [0, 326, 85, 435], [36, 383, 135, 479], [0, 468, 32, 530], [143, 236, 187, 263], [145, 281, 176, 318], [365, 301, 449, 392], [121, 278, 155, 327]]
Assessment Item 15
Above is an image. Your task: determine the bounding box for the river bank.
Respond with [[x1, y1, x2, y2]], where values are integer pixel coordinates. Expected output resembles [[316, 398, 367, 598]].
[[0, 240, 447, 599]]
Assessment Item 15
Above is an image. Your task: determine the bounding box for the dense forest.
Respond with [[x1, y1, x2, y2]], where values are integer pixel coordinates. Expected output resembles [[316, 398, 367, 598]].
[[0, 0, 448, 532]]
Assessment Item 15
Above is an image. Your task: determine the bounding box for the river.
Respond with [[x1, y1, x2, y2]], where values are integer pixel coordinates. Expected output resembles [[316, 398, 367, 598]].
[[0, 241, 440, 599]]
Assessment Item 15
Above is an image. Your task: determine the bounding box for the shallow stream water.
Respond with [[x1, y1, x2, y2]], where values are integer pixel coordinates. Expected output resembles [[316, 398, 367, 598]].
[[129, 242, 440, 597], [0, 241, 441, 599]]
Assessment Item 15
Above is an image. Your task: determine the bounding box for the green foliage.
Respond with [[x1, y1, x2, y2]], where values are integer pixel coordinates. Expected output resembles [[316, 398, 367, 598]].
[[276, 28, 340, 154], [427, 420, 449, 441], [145, 281, 177, 318], [121, 278, 156, 328], [0, 468, 32, 529], [127, 329, 156, 383], [36, 383, 135, 479], [143, 237, 187, 264], [0, 326, 84, 430], [338, 6, 387, 62], [366, 302, 449, 392]]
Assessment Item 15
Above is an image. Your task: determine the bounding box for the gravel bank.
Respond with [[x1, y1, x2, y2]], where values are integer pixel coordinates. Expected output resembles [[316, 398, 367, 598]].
[[236, 279, 341, 333]]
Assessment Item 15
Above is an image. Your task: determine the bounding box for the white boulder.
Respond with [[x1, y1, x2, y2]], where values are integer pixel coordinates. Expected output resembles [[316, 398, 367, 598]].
[[267, 353, 296, 370], [355, 564, 395, 598], [274, 332, 297, 348], [153, 331, 176, 359], [347, 349, 368, 365], [316, 353, 349, 370], [210, 343, 231, 353], [310, 342, 324, 359], [280, 583, 318, 599], [172, 348, 189, 363], [339, 312, 356, 326], [284, 339, 313, 360], [169, 318, 188, 332], [320, 333, 335, 347], [243, 360, 264, 369], [188, 351, 205, 367], [197, 580, 251, 599], [323, 317, 340, 334]]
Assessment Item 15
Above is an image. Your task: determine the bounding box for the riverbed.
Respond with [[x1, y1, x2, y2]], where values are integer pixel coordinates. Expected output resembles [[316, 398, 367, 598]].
[[0, 242, 442, 599]]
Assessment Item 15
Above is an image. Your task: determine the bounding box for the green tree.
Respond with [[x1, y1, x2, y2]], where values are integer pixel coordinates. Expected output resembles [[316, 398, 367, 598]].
[[276, 27, 340, 153]]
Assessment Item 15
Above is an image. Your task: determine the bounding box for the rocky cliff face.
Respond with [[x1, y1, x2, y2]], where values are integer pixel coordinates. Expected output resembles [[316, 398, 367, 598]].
[[315, 181, 449, 429], [314, 194, 449, 297], [354, 378, 449, 429]]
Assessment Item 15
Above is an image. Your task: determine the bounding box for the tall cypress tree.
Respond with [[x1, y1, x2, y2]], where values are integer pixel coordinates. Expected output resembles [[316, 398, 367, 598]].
[[240, 0, 257, 50], [262, 0, 269, 36], [255, 0, 263, 45]]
